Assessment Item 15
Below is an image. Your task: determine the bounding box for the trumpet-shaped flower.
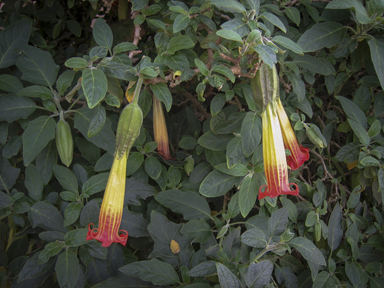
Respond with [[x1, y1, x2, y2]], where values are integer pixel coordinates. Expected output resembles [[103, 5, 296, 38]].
[[87, 151, 128, 247], [153, 95, 171, 160], [276, 98, 309, 170], [259, 103, 299, 199]]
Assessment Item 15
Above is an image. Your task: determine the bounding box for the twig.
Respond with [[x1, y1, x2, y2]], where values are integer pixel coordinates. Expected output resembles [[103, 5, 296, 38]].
[[172, 89, 210, 120], [309, 150, 333, 180], [129, 11, 142, 59], [214, 11, 231, 21]]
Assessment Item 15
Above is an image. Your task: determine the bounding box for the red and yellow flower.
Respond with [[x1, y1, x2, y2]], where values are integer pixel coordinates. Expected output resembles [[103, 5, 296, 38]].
[[87, 151, 128, 247], [276, 98, 309, 170], [153, 95, 172, 160], [259, 102, 299, 199]]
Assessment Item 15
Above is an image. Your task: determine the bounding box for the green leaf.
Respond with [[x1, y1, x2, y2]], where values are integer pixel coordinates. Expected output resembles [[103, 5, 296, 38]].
[[194, 59, 209, 76], [66, 19, 81, 37], [188, 261, 217, 277], [167, 35, 195, 54], [0, 157, 21, 191], [150, 82, 172, 112], [272, 36, 303, 55], [297, 22, 347, 52], [120, 207, 150, 237], [131, 0, 149, 11], [327, 203, 343, 251], [0, 191, 14, 209], [105, 93, 120, 107], [244, 260, 274, 288], [239, 176, 258, 218], [81, 68, 108, 109], [29, 201, 67, 232], [0, 18, 32, 69], [210, 0, 246, 13], [368, 39, 384, 91], [286, 73, 305, 101], [87, 105, 106, 138], [63, 228, 88, 248], [64, 202, 82, 227], [348, 119, 370, 146], [181, 219, 212, 243], [82, 173, 108, 197], [93, 18, 113, 50], [16, 45, 59, 87], [326, 0, 371, 24], [211, 65, 235, 83], [144, 156, 162, 180], [268, 208, 289, 236], [17, 85, 53, 100], [336, 96, 367, 129], [360, 156, 380, 166], [22, 116, 56, 166], [65, 57, 88, 69], [173, 14, 190, 33], [0, 95, 37, 123], [293, 55, 335, 75], [25, 164, 44, 201], [56, 70, 76, 95], [285, 7, 301, 26], [216, 30, 243, 43], [290, 237, 326, 265], [124, 178, 156, 205], [253, 45, 277, 69], [18, 253, 55, 283], [80, 199, 99, 227], [74, 107, 115, 155], [0, 74, 23, 93], [215, 163, 248, 177], [53, 164, 78, 193], [241, 112, 261, 157], [113, 42, 138, 55], [120, 258, 180, 285], [216, 262, 242, 288], [55, 250, 79, 288], [155, 189, 212, 220], [198, 132, 234, 151], [2, 135, 22, 159], [199, 170, 240, 197], [260, 12, 286, 33], [345, 261, 360, 288], [312, 271, 335, 288]]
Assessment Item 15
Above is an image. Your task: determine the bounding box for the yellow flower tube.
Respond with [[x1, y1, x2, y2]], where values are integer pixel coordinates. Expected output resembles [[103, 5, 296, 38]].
[[259, 103, 299, 199], [153, 95, 171, 160], [87, 151, 128, 247]]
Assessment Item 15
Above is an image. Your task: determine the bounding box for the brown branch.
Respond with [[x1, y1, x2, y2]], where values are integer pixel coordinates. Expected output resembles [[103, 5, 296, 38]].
[[214, 11, 231, 21], [172, 89, 210, 120], [309, 149, 333, 181], [129, 12, 142, 60]]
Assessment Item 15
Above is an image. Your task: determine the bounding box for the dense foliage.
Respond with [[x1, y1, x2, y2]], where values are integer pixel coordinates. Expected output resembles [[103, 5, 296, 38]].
[[1, 0, 384, 287]]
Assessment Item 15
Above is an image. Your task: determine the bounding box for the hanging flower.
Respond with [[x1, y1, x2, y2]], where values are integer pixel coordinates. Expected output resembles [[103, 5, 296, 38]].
[[276, 98, 309, 170], [153, 95, 171, 160], [87, 151, 128, 247], [259, 103, 299, 199]]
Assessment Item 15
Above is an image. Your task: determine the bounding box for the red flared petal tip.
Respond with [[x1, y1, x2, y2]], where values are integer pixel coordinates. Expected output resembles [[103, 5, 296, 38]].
[[287, 146, 310, 170], [281, 183, 299, 196], [258, 183, 299, 199], [86, 224, 128, 247]]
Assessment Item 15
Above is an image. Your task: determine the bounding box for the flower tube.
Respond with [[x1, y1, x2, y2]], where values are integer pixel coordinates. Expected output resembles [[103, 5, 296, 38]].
[[87, 151, 128, 247], [276, 98, 309, 170], [259, 103, 299, 199], [153, 95, 171, 160]]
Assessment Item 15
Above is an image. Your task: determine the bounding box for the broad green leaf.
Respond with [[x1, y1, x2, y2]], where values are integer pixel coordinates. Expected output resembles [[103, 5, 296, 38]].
[[173, 14, 190, 33], [180, 219, 212, 243], [155, 189, 212, 220], [81, 68, 108, 109], [64, 202, 82, 227], [326, 0, 371, 24], [131, 0, 150, 11], [285, 7, 300, 26], [241, 112, 261, 157], [144, 156, 162, 180], [368, 39, 384, 91], [0, 18, 32, 69], [293, 55, 335, 75], [120, 207, 150, 237], [0, 157, 21, 191], [0, 95, 36, 123], [65, 57, 88, 69], [268, 208, 289, 236], [150, 82, 172, 112], [198, 132, 234, 151], [253, 45, 277, 69], [297, 22, 346, 52], [29, 201, 67, 232], [0, 190, 14, 209], [210, 0, 246, 14], [260, 12, 286, 33], [211, 65, 235, 83], [0, 74, 23, 93], [188, 261, 217, 277], [113, 42, 138, 55], [190, 162, 212, 183], [327, 203, 343, 251], [17, 85, 53, 100], [210, 94, 226, 117], [25, 164, 44, 201], [79, 199, 99, 227], [56, 70, 76, 95], [216, 263, 242, 288], [244, 260, 274, 288], [87, 104, 106, 137], [348, 119, 370, 146], [53, 164, 78, 193], [93, 18, 113, 50], [82, 173, 108, 196], [216, 29, 243, 43], [120, 258, 180, 285], [55, 250, 79, 288], [194, 59, 209, 76], [66, 19, 81, 37], [280, 197, 298, 223], [18, 253, 55, 283], [312, 271, 335, 288], [239, 176, 258, 217], [124, 178, 156, 205], [289, 237, 326, 265], [16, 45, 59, 87], [147, 19, 167, 31], [22, 116, 56, 166], [167, 35, 195, 54], [199, 170, 240, 197], [336, 96, 367, 129], [272, 36, 303, 55], [215, 163, 248, 177], [286, 73, 305, 102]]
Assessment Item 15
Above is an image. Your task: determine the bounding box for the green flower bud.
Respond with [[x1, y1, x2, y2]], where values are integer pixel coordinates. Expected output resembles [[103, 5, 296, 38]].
[[56, 120, 73, 167]]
